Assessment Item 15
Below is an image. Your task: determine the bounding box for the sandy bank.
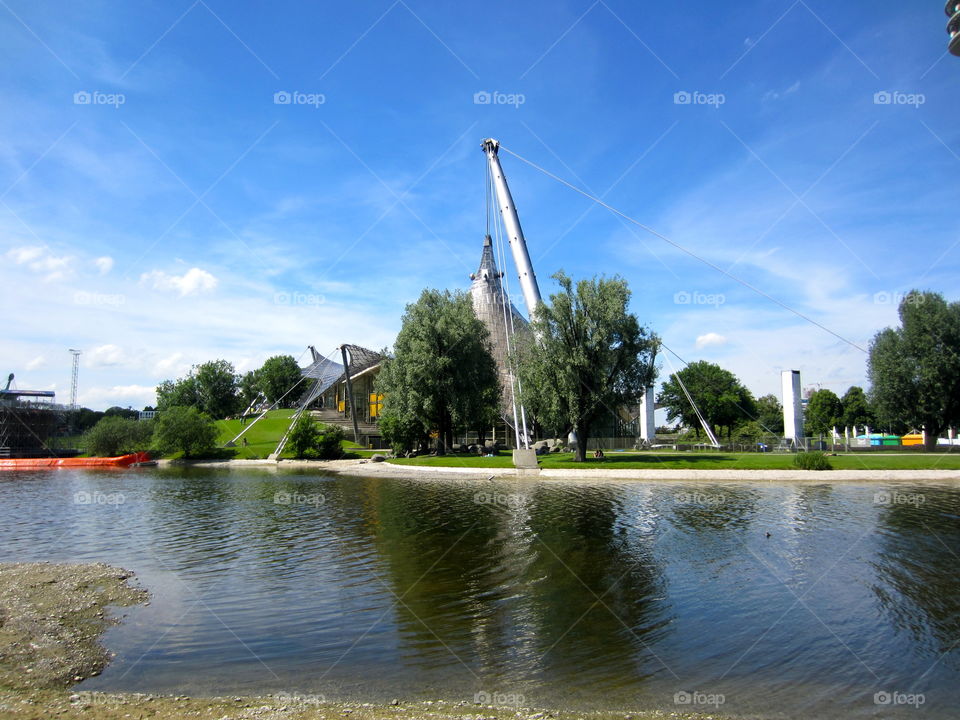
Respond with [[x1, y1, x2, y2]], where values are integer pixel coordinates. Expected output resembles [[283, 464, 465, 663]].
[[159, 457, 960, 483]]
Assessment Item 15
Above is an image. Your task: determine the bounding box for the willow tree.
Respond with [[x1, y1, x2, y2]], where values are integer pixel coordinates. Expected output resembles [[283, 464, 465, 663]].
[[375, 289, 499, 455], [868, 290, 960, 450], [517, 271, 657, 462]]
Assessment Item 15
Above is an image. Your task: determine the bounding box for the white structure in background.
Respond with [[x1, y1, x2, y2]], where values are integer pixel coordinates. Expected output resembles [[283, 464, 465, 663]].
[[639, 387, 656, 444], [781, 370, 804, 448]]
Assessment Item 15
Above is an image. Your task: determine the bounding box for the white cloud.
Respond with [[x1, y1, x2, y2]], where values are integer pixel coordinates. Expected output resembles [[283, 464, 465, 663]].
[[94, 256, 114, 274], [25, 355, 46, 370], [6, 246, 72, 281], [695, 332, 728, 349], [87, 344, 127, 367], [79, 384, 156, 410], [141, 267, 218, 296]]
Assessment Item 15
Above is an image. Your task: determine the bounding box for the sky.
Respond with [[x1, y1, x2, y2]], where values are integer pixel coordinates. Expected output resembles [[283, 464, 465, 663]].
[[1, 0, 957, 412]]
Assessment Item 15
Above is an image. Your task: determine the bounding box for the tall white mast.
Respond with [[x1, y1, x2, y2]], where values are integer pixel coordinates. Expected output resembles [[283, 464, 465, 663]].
[[482, 138, 542, 319]]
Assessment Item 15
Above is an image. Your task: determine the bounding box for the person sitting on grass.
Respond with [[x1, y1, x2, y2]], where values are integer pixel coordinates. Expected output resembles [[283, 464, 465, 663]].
[[594, 448, 605, 458]]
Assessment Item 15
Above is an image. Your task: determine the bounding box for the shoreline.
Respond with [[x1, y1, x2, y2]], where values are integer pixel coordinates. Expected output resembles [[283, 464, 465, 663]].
[[157, 457, 960, 482]]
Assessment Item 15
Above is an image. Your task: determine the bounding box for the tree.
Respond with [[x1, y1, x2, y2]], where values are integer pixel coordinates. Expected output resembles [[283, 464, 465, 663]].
[[375, 289, 500, 455], [257, 355, 303, 405], [193, 359, 241, 419], [516, 272, 657, 462], [805, 389, 843, 436], [658, 361, 756, 440], [153, 406, 218, 458], [755, 394, 784, 434], [869, 291, 960, 450], [83, 416, 154, 456], [239, 370, 262, 408], [156, 376, 199, 411], [841, 386, 874, 430]]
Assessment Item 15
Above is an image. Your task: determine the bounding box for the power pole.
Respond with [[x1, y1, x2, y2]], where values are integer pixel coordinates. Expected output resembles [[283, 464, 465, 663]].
[[68, 349, 81, 410]]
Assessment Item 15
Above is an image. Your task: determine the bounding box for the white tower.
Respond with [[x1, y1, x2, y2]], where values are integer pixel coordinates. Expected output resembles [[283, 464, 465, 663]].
[[781, 370, 804, 448], [68, 349, 81, 410]]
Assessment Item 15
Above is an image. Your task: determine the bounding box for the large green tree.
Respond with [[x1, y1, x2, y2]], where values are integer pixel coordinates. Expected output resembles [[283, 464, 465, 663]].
[[83, 416, 154, 456], [658, 361, 756, 440], [841, 386, 874, 430], [375, 289, 500, 455], [516, 272, 657, 462], [158, 361, 241, 420], [868, 290, 960, 450], [805, 389, 843, 435], [257, 355, 304, 405]]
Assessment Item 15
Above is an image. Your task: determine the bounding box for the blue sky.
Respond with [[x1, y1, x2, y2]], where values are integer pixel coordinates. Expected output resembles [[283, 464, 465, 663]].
[[1, 0, 957, 411]]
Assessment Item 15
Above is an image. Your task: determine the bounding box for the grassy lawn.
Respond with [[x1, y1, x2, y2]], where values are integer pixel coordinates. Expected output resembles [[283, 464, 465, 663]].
[[388, 450, 960, 471], [210, 411, 372, 460]]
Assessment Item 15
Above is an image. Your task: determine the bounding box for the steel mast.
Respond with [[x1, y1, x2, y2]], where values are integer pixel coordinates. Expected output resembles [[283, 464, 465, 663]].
[[481, 139, 542, 319]]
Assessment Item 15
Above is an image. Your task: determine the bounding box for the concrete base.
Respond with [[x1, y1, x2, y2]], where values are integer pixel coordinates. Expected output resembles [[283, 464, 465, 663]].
[[512, 448, 539, 469]]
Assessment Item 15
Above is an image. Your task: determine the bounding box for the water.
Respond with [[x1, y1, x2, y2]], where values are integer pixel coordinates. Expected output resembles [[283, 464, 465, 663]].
[[1, 468, 958, 718]]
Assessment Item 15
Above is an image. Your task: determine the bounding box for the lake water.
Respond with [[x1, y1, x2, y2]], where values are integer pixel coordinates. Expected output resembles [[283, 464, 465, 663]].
[[1, 467, 957, 718]]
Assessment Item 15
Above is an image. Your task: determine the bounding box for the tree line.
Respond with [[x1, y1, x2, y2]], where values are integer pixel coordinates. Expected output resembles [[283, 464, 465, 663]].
[[374, 283, 959, 458]]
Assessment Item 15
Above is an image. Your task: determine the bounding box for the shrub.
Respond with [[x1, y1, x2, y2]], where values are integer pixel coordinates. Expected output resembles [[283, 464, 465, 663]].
[[287, 413, 321, 459], [153, 406, 218, 458], [316, 423, 345, 460], [83, 416, 154, 457], [794, 450, 832, 470]]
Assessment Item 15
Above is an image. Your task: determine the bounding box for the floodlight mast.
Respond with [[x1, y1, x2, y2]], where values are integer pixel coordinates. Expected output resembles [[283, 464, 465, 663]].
[[482, 138, 542, 320], [948, 2, 960, 56]]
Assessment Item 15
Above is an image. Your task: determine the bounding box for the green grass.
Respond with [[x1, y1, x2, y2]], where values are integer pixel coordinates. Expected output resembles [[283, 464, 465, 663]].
[[388, 450, 960, 471], [214, 409, 297, 459]]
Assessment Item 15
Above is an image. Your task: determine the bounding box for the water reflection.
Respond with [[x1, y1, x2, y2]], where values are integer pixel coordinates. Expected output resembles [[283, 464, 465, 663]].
[[0, 470, 958, 718]]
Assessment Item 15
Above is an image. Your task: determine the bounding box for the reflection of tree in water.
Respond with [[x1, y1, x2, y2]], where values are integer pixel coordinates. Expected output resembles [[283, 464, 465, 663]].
[[522, 486, 670, 692], [337, 480, 670, 696], [872, 487, 960, 665], [328, 478, 512, 681]]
